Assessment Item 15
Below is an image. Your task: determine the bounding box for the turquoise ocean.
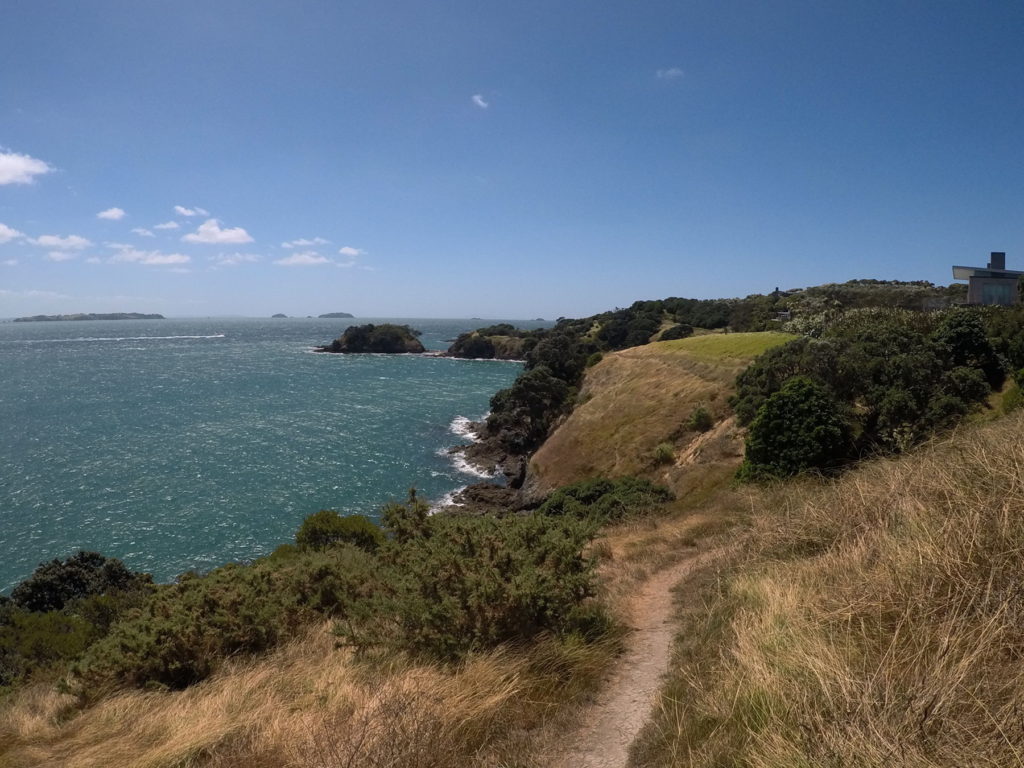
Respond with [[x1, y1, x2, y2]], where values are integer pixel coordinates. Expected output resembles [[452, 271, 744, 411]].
[[0, 317, 537, 591]]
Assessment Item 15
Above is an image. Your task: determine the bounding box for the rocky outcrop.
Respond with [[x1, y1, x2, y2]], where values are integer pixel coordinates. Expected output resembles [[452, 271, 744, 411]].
[[315, 323, 425, 354]]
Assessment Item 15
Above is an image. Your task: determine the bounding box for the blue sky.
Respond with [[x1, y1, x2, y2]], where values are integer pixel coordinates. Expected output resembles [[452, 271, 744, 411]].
[[1, 0, 1022, 318]]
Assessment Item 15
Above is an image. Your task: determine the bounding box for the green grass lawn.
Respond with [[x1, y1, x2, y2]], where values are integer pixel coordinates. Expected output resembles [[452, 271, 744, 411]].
[[656, 331, 796, 361]]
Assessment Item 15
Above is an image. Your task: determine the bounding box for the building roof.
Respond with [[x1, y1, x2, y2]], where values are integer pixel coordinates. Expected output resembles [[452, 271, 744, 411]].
[[952, 265, 1024, 280]]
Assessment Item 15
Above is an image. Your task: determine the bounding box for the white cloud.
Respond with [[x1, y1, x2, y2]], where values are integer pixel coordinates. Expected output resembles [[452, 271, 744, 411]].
[[0, 223, 24, 244], [85, 257, 101, 264], [273, 251, 330, 266], [0, 289, 69, 299], [472, 93, 489, 109], [45, 251, 78, 262], [0, 150, 53, 185], [2, 259, 18, 266], [154, 221, 180, 230], [212, 252, 260, 267], [656, 67, 684, 79], [132, 227, 155, 237], [174, 205, 209, 217], [97, 207, 126, 220], [108, 244, 191, 266], [282, 237, 329, 249], [31, 234, 91, 250], [182, 218, 254, 244], [338, 246, 365, 257]]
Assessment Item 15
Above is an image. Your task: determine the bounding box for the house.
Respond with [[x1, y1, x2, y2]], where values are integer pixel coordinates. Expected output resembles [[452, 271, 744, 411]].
[[952, 252, 1023, 306]]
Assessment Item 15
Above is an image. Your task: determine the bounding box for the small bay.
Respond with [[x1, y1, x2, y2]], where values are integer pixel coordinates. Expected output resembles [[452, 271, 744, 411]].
[[0, 317, 535, 590]]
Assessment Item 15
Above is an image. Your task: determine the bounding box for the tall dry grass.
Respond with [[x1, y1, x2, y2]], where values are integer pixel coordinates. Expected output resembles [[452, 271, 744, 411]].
[[633, 412, 1024, 767], [0, 622, 616, 768]]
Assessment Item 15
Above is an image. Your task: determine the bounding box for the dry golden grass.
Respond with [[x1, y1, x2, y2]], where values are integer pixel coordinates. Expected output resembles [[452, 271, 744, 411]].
[[0, 622, 617, 768], [527, 332, 792, 498], [632, 412, 1024, 767]]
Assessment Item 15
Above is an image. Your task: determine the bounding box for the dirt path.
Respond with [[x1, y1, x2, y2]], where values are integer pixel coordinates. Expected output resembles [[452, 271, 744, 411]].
[[550, 554, 700, 768]]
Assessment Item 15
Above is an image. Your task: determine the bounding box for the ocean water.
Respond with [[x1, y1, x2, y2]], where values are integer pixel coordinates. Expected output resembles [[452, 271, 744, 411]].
[[0, 317, 537, 591]]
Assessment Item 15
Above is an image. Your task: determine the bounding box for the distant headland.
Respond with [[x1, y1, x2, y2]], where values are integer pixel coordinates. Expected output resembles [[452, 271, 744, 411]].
[[318, 312, 355, 319], [13, 313, 165, 323]]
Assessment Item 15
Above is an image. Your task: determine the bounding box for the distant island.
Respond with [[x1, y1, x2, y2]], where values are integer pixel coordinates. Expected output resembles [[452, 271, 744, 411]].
[[271, 313, 288, 318], [318, 312, 354, 319], [315, 323, 425, 354], [13, 313, 165, 323]]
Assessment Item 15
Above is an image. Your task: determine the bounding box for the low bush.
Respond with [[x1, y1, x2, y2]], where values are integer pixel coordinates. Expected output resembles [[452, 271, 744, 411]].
[[340, 492, 604, 661], [687, 405, 714, 433], [653, 442, 675, 465], [660, 323, 693, 341], [537, 477, 674, 522], [295, 510, 385, 552]]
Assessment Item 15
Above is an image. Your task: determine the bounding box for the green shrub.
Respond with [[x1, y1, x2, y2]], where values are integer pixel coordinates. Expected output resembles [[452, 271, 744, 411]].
[[0, 610, 99, 687], [653, 442, 675, 465], [295, 510, 384, 552], [10, 551, 151, 613], [738, 377, 850, 481], [344, 496, 602, 661], [688, 405, 714, 433], [586, 351, 603, 368], [74, 548, 380, 697], [537, 477, 674, 522], [660, 323, 694, 341]]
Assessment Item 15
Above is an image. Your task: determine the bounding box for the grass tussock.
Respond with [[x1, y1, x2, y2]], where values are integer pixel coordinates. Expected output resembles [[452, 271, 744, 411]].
[[0, 622, 617, 768], [632, 412, 1024, 767]]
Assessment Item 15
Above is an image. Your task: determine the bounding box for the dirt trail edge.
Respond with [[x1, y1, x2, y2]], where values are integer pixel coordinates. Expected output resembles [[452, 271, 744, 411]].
[[551, 552, 706, 768]]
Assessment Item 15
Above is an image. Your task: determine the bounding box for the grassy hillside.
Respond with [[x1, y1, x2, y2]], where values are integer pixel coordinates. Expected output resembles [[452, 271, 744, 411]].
[[632, 411, 1024, 767], [525, 332, 794, 500]]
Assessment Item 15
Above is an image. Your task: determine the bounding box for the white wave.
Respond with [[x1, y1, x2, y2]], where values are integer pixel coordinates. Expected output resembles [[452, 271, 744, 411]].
[[17, 334, 226, 343], [449, 415, 481, 441], [430, 486, 467, 514], [450, 451, 497, 479]]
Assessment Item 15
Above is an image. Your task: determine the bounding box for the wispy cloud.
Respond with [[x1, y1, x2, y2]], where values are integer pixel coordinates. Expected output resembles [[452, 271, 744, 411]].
[[174, 205, 209, 217], [472, 93, 489, 109], [656, 67, 684, 80], [45, 251, 78, 262], [212, 252, 260, 267], [273, 251, 330, 266], [97, 207, 126, 220], [108, 243, 191, 266], [338, 246, 365, 257], [0, 288, 70, 299], [182, 218, 254, 244], [0, 223, 24, 244], [132, 227, 155, 237], [31, 234, 92, 250], [2, 259, 19, 266], [0, 150, 53, 185], [282, 237, 329, 249], [154, 221, 180, 230]]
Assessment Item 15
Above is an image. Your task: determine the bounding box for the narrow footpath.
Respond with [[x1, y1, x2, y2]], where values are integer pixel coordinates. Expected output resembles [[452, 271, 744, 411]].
[[550, 553, 703, 768]]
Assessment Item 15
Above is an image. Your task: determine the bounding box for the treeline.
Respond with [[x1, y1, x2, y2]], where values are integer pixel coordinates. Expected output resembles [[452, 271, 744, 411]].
[[477, 280, 966, 459], [732, 306, 1024, 479], [0, 479, 666, 698]]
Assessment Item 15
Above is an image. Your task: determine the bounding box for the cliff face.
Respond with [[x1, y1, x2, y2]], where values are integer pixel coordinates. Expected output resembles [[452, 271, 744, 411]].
[[316, 323, 425, 354]]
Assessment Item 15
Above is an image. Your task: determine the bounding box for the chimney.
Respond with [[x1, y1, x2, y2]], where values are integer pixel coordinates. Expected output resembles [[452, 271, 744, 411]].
[[989, 252, 1006, 270]]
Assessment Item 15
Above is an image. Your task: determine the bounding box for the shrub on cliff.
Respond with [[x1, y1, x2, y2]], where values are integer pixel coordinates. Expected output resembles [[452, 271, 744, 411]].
[[486, 366, 571, 453], [74, 548, 380, 696], [296, 510, 384, 552], [341, 493, 602, 660], [660, 323, 694, 341], [10, 551, 152, 613], [537, 477, 674, 522]]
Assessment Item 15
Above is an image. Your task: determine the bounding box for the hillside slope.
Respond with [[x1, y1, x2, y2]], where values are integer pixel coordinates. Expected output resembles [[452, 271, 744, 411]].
[[632, 410, 1024, 767], [523, 332, 794, 501]]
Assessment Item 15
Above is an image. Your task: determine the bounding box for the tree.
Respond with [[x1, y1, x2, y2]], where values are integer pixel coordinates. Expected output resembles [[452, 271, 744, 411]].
[[10, 551, 151, 613], [738, 377, 850, 480]]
